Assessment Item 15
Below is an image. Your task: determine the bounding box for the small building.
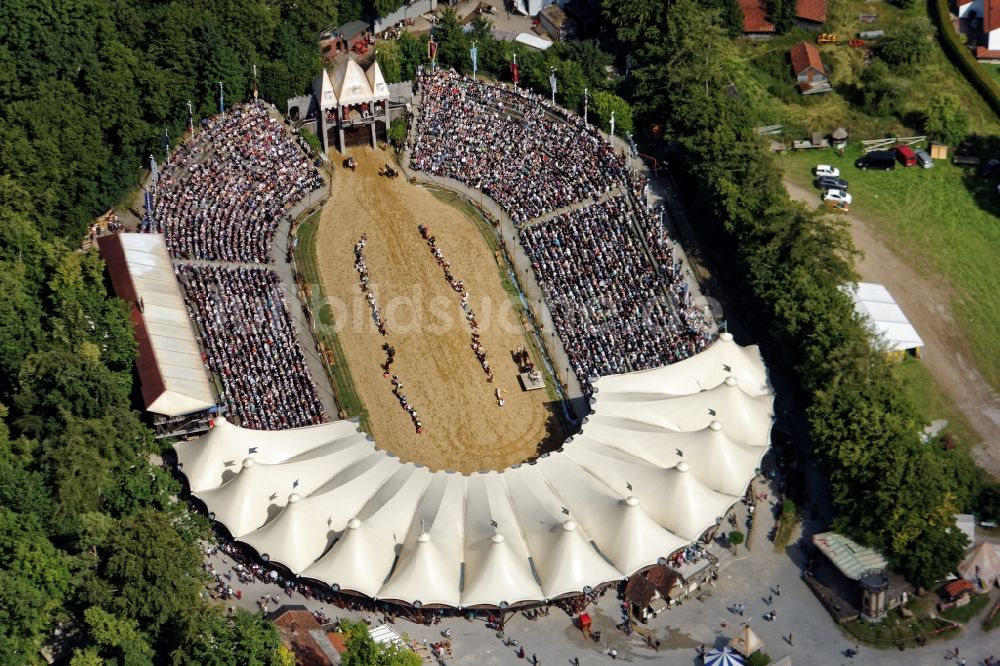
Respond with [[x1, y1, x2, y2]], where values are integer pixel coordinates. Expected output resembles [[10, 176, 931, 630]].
[[848, 282, 925, 361], [930, 142, 950, 160], [795, 0, 827, 28], [327, 20, 372, 56], [832, 127, 849, 150], [624, 566, 679, 621], [268, 605, 347, 665], [976, 0, 1000, 59], [739, 0, 776, 39], [539, 4, 575, 42], [811, 532, 909, 622], [790, 41, 831, 94], [564, 0, 601, 36]]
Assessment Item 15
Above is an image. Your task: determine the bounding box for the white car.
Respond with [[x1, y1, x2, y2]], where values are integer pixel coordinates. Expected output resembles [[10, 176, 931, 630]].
[[815, 164, 840, 178], [823, 189, 852, 205]]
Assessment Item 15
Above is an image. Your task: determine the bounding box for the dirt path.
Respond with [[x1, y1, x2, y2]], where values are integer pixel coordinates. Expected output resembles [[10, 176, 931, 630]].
[[315, 149, 555, 473], [785, 179, 1000, 476]]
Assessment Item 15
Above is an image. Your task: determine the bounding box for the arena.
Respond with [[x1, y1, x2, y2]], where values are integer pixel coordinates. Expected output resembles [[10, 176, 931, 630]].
[[100, 59, 773, 610], [314, 149, 558, 473]]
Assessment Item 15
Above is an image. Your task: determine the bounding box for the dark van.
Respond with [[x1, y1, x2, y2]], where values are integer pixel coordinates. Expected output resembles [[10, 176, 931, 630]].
[[855, 150, 896, 171], [895, 145, 917, 167]]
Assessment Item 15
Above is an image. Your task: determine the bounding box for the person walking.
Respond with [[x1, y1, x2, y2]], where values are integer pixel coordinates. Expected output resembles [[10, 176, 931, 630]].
[[787, 632, 793, 647]]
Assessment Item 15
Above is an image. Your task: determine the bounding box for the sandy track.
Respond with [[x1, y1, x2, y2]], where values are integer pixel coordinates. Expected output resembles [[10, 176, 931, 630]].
[[785, 180, 1000, 477], [316, 150, 555, 473]]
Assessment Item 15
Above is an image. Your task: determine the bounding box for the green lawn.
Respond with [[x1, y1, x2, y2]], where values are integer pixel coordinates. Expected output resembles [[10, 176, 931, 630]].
[[294, 215, 371, 431], [892, 357, 980, 450], [734, 0, 1000, 137], [780, 145, 1000, 396], [940, 591, 991, 623]]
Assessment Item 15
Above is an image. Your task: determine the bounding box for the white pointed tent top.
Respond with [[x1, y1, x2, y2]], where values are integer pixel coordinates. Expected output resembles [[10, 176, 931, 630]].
[[959, 543, 1000, 584], [365, 61, 390, 100], [333, 58, 374, 107], [313, 69, 338, 110], [729, 624, 764, 655], [178, 335, 774, 607]]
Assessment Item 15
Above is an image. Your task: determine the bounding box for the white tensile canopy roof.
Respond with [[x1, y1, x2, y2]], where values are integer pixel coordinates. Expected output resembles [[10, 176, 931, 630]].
[[312, 69, 338, 110], [177, 335, 774, 607], [333, 58, 375, 107], [959, 543, 1000, 586], [849, 282, 924, 353]]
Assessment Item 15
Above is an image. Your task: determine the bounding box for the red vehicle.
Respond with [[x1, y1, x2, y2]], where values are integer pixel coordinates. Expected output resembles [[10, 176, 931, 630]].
[[895, 145, 917, 167]]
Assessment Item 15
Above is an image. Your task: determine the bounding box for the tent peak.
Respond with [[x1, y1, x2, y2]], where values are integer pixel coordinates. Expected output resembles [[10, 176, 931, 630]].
[[242, 457, 256, 469], [709, 420, 723, 431], [562, 520, 578, 532], [625, 496, 640, 507], [347, 517, 362, 530], [417, 532, 431, 543], [724, 376, 738, 387], [675, 461, 690, 473], [719, 332, 734, 343], [288, 492, 301, 504], [491, 532, 505, 544]]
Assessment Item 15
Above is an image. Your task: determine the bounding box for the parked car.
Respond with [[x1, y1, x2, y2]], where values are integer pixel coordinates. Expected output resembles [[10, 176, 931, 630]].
[[825, 200, 850, 214], [817, 176, 849, 191], [823, 189, 853, 205], [815, 164, 841, 177], [895, 145, 917, 167], [915, 149, 934, 169], [979, 158, 1000, 177], [855, 150, 896, 170]]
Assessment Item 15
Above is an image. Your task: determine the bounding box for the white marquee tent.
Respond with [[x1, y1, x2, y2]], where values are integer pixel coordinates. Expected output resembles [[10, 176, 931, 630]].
[[849, 282, 924, 358], [176, 333, 774, 607]]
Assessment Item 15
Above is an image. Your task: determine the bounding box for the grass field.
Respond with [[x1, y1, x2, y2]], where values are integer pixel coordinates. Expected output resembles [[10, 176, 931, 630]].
[[294, 213, 371, 431], [734, 1, 1000, 138], [780, 145, 1000, 397], [939, 591, 991, 623], [892, 357, 980, 449]]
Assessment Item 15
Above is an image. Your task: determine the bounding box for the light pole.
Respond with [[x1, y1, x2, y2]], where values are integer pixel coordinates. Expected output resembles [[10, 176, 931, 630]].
[[187, 100, 194, 138], [549, 67, 557, 106], [218, 81, 225, 117], [609, 110, 615, 145], [583, 87, 588, 125], [471, 41, 478, 80]]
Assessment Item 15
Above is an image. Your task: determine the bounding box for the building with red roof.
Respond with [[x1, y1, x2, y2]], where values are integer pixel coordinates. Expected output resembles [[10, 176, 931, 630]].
[[795, 0, 827, 26], [739, 0, 775, 37]]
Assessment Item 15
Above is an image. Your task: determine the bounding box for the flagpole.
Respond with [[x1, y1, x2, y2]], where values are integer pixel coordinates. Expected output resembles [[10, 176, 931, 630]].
[[513, 53, 517, 93], [253, 64, 259, 100], [187, 100, 194, 139], [219, 81, 225, 117], [583, 87, 588, 125]]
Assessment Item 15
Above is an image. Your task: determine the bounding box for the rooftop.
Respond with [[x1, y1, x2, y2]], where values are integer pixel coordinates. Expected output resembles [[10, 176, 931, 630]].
[[812, 532, 888, 581]]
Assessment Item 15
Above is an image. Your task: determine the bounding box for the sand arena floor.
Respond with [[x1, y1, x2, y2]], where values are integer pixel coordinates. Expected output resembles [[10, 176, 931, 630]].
[[315, 149, 558, 472]]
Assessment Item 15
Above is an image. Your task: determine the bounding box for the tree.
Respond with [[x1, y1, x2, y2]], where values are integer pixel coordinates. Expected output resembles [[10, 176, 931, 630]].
[[765, 0, 796, 32], [590, 90, 633, 135], [728, 530, 745, 553], [432, 6, 470, 72], [922, 93, 969, 145], [747, 652, 772, 666], [859, 61, 904, 117], [376, 40, 404, 83], [340, 620, 422, 666], [877, 18, 934, 68]]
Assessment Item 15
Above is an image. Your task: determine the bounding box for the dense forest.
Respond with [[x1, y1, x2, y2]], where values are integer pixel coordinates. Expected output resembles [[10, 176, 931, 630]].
[[2, 0, 998, 661], [0, 0, 356, 663]]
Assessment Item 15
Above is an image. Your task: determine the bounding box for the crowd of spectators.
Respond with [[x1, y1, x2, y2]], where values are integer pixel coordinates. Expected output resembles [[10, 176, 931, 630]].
[[146, 102, 324, 263], [410, 68, 629, 224], [176, 264, 325, 430], [520, 195, 710, 392]]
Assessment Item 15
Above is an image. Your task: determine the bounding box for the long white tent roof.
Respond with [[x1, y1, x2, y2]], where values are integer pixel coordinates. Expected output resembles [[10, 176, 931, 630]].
[[98, 233, 216, 416], [176, 333, 774, 607], [849, 282, 924, 353]]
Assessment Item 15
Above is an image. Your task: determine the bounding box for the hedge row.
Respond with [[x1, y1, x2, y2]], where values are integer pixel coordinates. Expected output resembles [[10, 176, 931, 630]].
[[930, 0, 1000, 117]]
